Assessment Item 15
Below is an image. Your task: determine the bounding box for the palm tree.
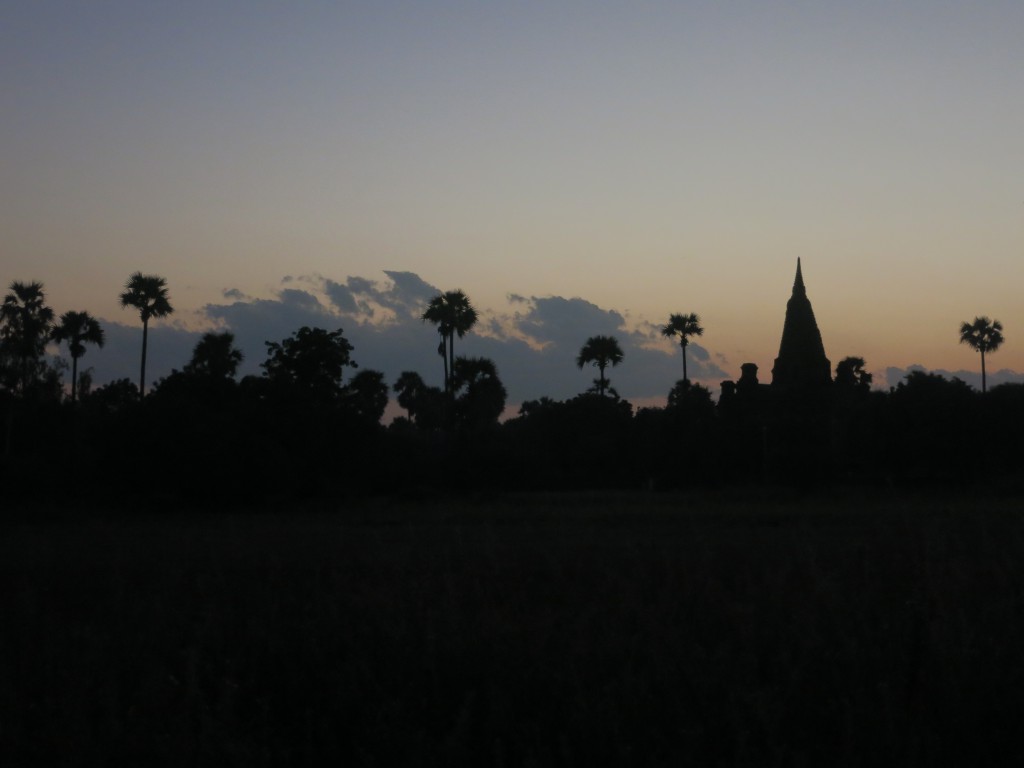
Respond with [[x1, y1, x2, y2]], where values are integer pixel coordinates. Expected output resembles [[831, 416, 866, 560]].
[[120, 272, 173, 397], [451, 356, 507, 429], [0, 281, 55, 394], [422, 290, 478, 395], [51, 311, 105, 403], [576, 335, 624, 397], [661, 312, 703, 383], [393, 370, 445, 429], [959, 316, 1004, 393]]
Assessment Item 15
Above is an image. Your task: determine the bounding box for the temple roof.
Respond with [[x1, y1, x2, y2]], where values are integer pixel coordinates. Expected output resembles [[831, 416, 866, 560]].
[[771, 259, 831, 389]]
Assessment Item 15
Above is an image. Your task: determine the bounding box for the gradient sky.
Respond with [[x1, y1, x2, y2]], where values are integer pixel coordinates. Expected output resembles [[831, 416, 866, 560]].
[[3, 2, 1022, 402]]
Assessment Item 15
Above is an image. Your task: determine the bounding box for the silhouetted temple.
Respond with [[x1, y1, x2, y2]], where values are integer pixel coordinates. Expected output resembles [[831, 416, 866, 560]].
[[771, 259, 831, 389]]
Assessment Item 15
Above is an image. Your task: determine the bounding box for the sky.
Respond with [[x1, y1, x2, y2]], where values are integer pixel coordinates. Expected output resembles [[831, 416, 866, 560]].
[[3, 1, 1023, 404]]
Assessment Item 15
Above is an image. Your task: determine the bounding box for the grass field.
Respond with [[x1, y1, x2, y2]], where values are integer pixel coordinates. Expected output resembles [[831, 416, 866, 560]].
[[3, 491, 1023, 766]]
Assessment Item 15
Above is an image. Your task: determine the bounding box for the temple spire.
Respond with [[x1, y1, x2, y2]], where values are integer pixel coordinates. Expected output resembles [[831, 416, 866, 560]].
[[771, 259, 831, 389]]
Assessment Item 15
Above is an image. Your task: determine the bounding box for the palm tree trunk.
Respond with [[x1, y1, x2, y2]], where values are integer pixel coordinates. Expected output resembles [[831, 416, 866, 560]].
[[439, 337, 448, 395], [682, 341, 688, 383], [446, 331, 457, 429], [981, 349, 987, 393], [140, 318, 149, 397], [71, 355, 78, 403], [599, 363, 607, 396], [448, 331, 456, 396]]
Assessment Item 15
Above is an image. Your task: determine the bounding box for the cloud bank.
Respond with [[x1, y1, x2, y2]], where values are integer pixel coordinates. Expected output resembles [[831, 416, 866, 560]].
[[83, 271, 728, 404], [882, 365, 1024, 392], [81, 270, 1024, 406]]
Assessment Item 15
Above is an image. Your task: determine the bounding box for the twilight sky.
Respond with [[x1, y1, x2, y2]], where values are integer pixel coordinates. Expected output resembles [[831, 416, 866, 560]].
[[3, 2, 1022, 403]]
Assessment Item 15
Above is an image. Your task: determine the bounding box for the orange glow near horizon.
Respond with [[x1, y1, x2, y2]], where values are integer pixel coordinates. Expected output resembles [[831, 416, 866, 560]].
[[2, 3, 1022, 394]]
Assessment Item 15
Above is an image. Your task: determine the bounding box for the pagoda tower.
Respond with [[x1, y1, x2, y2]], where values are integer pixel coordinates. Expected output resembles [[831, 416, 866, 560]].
[[771, 259, 831, 389]]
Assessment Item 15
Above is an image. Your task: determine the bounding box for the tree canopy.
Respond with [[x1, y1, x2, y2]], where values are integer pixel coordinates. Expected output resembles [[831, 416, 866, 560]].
[[262, 326, 356, 404], [422, 290, 478, 395], [51, 311, 105, 403], [185, 332, 244, 379], [120, 272, 174, 396], [576, 335, 623, 397], [661, 312, 703, 383], [959, 316, 1004, 393], [1, 281, 55, 395]]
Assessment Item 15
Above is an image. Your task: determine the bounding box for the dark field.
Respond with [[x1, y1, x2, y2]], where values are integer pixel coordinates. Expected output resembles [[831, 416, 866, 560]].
[[3, 492, 1024, 766]]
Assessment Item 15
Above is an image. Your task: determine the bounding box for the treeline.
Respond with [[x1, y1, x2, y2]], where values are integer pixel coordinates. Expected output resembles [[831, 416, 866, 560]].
[[5, 334, 1024, 505], [2, 279, 1022, 506]]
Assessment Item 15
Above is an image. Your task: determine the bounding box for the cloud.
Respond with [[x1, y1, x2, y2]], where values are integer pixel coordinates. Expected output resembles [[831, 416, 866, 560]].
[[883, 365, 1024, 391], [322, 280, 360, 315], [319, 271, 440, 322], [82, 271, 730, 405], [63, 274, 1024, 410], [467, 294, 726, 401], [278, 289, 329, 313], [76, 320, 203, 391], [512, 295, 625, 349], [198, 273, 444, 385], [380, 270, 440, 316]]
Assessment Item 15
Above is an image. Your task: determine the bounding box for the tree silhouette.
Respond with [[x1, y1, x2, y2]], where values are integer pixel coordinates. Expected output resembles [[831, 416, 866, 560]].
[[661, 312, 703, 383], [51, 311, 105, 403], [834, 356, 873, 390], [394, 371, 427, 420], [184, 331, 244, 379], [393, 371, 445, 430], [517, 397, 558, 418], [119, 272, 174, 397], [959, 316, 1004, 393], [576, 335, 624, 397], [262, 326, 355, 405], [82, 377, 139, 412], [890, 370, 978, 479], [346, 369, 390, 424], [146, 332, 244, 409], [667, 378, 715, 412], [0, 281, 55, 395], [422, 290, 478, 395], [451, 356, 507, 430]]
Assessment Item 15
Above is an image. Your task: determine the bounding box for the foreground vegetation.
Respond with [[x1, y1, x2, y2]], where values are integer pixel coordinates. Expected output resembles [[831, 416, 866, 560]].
[[4, 492, 1024, 765]]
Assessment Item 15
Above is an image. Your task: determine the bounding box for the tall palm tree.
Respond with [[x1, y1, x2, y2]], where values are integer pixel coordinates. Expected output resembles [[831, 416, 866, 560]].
[[959, 316, 1004, 393], [120, 272, 173, 397], [51, 311, 105, 403], [576, 335, 624, 397], [661, 312, 703, 383], [0, 281, 55, 394], [422, 290, 478, 395]]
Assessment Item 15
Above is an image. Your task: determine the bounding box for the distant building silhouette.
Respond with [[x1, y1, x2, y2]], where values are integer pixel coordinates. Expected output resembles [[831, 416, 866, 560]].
[[771, 259, 831, 390], [737, 363, 762, 396]]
